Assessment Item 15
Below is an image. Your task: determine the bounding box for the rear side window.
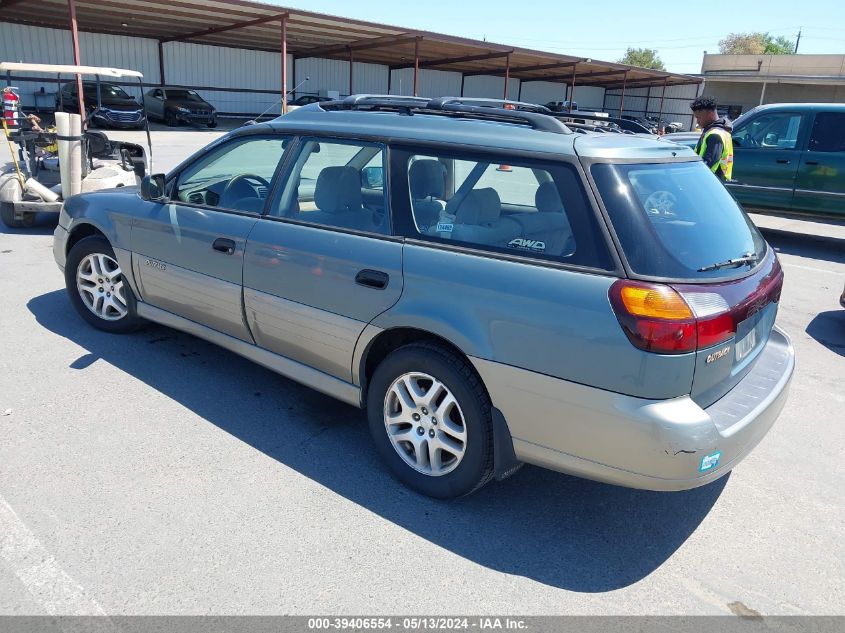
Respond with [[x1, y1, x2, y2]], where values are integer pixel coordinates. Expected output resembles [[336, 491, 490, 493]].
[[809, 112, 845, 153], [592, 161, 767, 280], [401, 150, 613, 270]]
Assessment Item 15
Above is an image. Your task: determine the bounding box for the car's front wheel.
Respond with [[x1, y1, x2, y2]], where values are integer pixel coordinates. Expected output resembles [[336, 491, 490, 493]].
[[65, 235, 143, 333], [367, 343, 494, 498]]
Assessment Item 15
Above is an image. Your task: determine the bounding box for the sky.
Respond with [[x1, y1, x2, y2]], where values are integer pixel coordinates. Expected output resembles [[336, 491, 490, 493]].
[[268, 0, 845, 74]]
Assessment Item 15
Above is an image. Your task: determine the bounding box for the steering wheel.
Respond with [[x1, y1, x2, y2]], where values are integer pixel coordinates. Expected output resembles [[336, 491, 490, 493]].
[[644, 190, 677, 216], [219, 173, 271, 208]]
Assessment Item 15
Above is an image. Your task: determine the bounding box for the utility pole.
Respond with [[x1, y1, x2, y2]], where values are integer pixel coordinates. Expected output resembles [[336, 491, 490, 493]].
[[794, 27, 802, 54]]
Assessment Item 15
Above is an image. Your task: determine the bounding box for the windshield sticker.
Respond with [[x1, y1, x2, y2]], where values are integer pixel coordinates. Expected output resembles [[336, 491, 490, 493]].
[[508, 238, 546, 252], [436, 222, 454, 233]]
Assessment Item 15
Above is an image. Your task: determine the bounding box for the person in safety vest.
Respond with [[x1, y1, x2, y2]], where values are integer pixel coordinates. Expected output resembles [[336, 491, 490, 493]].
[[690, 95, 733, 181]]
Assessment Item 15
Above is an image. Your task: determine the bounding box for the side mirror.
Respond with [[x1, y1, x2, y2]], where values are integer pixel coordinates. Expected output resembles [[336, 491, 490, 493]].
[[361, 166, 384, 189], [140, 173, 167, 202]]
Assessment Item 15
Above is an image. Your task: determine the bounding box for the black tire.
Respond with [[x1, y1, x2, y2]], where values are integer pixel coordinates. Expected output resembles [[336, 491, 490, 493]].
[[0, 202, 23, 228], [207, 120, 218, 129], [20, 212, 36, 228], [165, 110, 178, 127], [367, 342, 494, 498], [65, 235, 143, 333]]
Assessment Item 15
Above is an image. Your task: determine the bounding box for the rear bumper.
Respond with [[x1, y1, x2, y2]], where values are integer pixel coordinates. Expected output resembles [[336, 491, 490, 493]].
[[471, 326, 794, 491]]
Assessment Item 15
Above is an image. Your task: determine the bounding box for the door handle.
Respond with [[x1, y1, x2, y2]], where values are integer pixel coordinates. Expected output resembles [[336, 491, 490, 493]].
[[212, 237, 236, 254], [805, 160, 819, 165], [776, 159, 791, 164], [355, 269, 389, 290]]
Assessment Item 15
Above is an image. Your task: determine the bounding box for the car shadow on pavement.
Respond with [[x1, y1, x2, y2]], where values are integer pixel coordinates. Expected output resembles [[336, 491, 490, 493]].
[[28, 289, 727, 593], [806, 310, 845, 357]]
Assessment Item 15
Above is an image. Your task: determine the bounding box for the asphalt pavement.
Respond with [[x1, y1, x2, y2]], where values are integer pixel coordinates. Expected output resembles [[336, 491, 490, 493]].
[[0, 128, 844, 616]]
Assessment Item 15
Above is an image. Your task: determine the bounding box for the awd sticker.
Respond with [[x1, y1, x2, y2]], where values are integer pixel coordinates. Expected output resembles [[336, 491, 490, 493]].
[[508, 238, 546, 252], [699, 452, 721, 472]]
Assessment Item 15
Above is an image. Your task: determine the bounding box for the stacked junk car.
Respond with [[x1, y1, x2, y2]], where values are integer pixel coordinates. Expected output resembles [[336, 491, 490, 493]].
[[0, 63, 151, 228]]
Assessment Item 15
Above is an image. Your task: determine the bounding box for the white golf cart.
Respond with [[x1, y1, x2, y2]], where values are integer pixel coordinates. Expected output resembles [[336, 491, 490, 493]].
[[1, 62, 152, 228]]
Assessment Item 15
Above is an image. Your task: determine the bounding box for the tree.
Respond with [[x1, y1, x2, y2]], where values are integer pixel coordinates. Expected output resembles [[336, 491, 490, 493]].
[[618, 48, 665, 71], [719, 32, 795, 55], [763, 34, 796, 55]]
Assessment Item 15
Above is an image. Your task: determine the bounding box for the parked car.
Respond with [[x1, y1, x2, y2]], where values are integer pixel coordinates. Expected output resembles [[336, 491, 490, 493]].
[[143, 87, 217, 128], [57, 81, 145, 129], [53, 96, 794, 498], [668, 104, 845, 218], [728, 103, 845, 218], [286, 94, 332, 113]]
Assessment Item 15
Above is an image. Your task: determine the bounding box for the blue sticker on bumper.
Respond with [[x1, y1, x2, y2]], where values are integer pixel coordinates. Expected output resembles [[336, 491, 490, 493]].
[[700, 452, 722, 472]]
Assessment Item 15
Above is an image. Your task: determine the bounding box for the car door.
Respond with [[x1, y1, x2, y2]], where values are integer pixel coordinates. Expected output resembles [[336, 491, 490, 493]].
[[792, 111, 845, 218], [728, 110, 806, 211], [131, 133, 289, 341], [242, 138, 403, 383]]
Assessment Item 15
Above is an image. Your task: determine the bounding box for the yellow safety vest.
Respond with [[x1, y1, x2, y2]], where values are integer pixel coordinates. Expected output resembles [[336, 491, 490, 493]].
[[698, 126, 734, 180]]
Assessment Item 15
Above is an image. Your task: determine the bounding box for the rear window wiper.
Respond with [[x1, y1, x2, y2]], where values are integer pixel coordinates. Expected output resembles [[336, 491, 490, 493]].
[[697, 253, 759, 272]]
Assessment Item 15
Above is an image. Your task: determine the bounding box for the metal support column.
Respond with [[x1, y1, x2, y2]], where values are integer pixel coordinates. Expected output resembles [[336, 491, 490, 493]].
[[67, 0, 85, 123], [460, 74, 465, 97], [658, 78, 667, 122], [759, 81, 767, 105], [569, 63, 577, 111], [503, 54, 510, 99], [281, 14, 288, 113], [413, 37, 420, 97], [618, 70, 628, 117], [158, 40, 165, 85], [348, 47, 354, 96]]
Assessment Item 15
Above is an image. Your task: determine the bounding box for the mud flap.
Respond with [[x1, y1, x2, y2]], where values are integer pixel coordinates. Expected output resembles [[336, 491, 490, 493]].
[[492, 406, 523, 481]]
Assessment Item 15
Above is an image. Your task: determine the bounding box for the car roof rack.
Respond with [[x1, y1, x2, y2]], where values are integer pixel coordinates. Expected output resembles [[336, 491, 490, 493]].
[[319, 94, 572, 135]]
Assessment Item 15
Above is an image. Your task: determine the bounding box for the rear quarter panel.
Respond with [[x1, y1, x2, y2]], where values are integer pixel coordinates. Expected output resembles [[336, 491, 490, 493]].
[[374, 244, 696, 400]]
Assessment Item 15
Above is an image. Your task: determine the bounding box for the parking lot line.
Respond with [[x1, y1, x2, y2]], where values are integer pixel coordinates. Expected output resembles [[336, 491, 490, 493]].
[[0, 496, 107, 617]]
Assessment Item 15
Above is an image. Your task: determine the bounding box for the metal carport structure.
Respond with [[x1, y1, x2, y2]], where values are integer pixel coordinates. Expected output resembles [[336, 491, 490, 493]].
[[0, 0, 700, 115]]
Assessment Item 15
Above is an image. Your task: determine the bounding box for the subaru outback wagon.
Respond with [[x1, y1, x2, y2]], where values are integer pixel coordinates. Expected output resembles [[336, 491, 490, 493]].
[[53, 96, 794, 498]]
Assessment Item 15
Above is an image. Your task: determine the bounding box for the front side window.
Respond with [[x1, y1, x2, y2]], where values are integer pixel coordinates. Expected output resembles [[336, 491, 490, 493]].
[[274, 139, 388, 234], [808, 112, 845, 153], [592, 161, 767, 280], [403, 151, 613, 270], [733, 112, 802, 150], [174, 135, 288, 213]]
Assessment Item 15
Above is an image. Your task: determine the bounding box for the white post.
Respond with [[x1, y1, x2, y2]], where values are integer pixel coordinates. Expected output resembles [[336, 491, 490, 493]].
[[759, 81, 768, 105]]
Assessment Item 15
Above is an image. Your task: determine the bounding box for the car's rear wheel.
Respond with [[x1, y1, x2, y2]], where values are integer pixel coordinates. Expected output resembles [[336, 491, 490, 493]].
[[367, 343, 494, 498], [65, 235, 142, 333], [165, 110, 178, 127]]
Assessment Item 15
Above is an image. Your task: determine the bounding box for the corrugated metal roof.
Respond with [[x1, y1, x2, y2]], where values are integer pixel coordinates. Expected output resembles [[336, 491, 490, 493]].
[[1, 0, 701, 88]]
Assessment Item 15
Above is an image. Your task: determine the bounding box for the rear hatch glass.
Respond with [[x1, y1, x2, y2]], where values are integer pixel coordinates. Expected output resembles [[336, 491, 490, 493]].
[[591, 161, 767, 281]]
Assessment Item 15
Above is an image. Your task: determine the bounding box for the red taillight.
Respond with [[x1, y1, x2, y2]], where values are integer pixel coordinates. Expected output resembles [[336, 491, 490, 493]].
[[609, 280, 698, 354], [696, 313, 735, 348], [609, 251, 783, 355]]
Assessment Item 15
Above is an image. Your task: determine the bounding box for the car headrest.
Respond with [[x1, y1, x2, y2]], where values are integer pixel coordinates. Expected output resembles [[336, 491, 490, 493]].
[[314, 166, 363, 214], [409, 159, 446, 199], [454, 188, 501, 225], [535, 181, 564, 213]]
